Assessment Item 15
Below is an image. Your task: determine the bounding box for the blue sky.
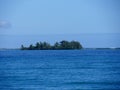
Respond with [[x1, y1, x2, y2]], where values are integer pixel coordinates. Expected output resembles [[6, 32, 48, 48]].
[[0, 0, 120, 48]]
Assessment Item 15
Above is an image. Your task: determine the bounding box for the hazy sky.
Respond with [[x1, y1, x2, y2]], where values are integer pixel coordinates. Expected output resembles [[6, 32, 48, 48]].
[[0, 0, 120, 48]]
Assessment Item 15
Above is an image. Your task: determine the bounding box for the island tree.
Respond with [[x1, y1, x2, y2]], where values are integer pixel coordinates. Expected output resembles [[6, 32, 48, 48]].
[[21, 40, 83, 50]]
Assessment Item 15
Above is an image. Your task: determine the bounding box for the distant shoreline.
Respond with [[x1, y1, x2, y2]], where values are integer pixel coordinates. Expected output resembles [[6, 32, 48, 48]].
[[0, 48, 120, 50]]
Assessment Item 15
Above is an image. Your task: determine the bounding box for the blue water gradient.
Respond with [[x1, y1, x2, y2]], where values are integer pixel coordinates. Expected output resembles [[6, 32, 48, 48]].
[[0, 49, 120, 90]]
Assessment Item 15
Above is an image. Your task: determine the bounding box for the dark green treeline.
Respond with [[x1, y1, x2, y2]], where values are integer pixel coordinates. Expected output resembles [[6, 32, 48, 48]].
[[21, 40, 83, 50]]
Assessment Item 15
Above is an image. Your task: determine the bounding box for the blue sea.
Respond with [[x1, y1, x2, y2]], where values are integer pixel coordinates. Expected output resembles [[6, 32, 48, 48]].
[[0, 49, 120, 90]]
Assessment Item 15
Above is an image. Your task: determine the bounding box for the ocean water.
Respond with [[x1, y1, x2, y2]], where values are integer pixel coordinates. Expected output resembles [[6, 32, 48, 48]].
[[0, 49, 120, 90]]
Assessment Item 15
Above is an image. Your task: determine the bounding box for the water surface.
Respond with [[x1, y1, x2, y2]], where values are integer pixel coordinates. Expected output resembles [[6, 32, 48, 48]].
[[0, 49, 120, 90]]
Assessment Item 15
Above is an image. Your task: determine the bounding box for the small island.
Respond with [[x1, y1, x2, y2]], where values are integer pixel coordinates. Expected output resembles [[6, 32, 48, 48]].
[[21, 40, 83, 50]]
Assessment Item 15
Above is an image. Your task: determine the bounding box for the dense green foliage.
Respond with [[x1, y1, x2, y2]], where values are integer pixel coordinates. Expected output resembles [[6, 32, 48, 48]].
[[21, 40, 83, 50]]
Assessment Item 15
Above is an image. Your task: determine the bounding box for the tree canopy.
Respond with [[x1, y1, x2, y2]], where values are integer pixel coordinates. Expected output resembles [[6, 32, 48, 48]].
[[21, 40, 83, 50]]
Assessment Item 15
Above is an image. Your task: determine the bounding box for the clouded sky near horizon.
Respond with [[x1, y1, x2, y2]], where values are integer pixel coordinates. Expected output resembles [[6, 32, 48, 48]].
[[0, 0, 120, 48]]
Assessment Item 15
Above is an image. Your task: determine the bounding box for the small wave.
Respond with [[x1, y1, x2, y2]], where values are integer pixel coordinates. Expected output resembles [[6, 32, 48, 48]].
[[65, 81, 120, 85]]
